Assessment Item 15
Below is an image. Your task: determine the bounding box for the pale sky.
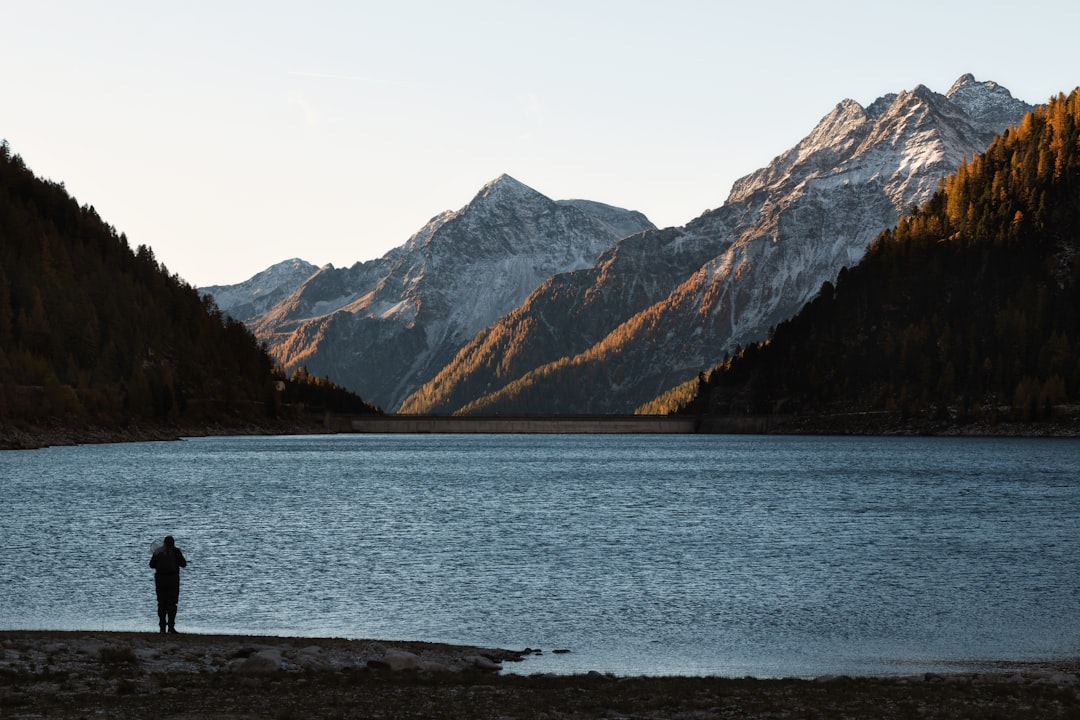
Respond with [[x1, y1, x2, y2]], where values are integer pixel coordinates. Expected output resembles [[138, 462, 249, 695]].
[[4, 1, 1078, 287]]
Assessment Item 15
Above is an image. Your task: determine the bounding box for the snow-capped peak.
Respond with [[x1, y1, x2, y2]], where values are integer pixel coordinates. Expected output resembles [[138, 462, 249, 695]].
[[470, 173, 546, 207], [946, 73, 1033, 127], [200, 258, 319, 321], [724, 75, 1030, 207]]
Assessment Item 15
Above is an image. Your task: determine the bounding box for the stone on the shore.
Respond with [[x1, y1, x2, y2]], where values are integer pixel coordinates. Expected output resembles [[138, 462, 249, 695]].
[[420, 659, 458, 673], [372, 648, 421, 671], [1030, 671, 1078, 686], [464, 654, 502, 672], [297, 645, 332, 671], [814, 675, 843, 683], [236, 648, 283, 674], [133, 647, 161, 664]]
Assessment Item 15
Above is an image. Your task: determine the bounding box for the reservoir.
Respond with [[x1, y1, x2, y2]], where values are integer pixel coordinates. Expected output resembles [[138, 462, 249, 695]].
[[2, 434, 1078, 677]]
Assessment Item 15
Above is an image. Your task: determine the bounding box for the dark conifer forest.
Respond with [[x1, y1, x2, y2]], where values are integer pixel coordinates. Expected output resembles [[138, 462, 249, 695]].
[[672, 89, 1080, 430], [0, 141, 377, 443]]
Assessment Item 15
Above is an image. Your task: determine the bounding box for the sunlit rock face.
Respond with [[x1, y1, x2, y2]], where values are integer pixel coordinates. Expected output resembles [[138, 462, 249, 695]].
[[406, 75, 1032, 415], [210, 174, 654, 411]]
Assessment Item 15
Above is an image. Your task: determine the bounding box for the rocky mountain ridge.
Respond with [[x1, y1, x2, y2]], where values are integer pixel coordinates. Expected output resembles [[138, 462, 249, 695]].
[[215, 175, 654, 410], [205, 75, 1033, 415], [201, 258, 318, 322], [403, 75, 1033, 415]]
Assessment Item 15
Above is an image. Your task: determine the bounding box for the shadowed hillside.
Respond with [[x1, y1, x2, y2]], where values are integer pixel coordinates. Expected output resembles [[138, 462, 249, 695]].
[[0, 141, 377, 445]]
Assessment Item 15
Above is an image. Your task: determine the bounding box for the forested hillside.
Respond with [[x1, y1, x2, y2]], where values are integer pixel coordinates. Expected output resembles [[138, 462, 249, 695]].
[[661, 89, 1080, 431], [0, 141, 377, 445]]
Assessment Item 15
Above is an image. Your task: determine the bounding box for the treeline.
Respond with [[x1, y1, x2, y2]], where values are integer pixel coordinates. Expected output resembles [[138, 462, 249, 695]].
[[283, 366, 381, 416], [0, 140, 378, 432], [673, 89, 1080, 426]]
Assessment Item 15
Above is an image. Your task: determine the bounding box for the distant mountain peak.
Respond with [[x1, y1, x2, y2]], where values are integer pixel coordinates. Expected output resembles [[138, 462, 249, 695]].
[[865, 93, 898, 119], [832, 97, 869, 120], [906, 83, 939, 101], [201, 257, 319, 322], [946, 72, 990, 96], [471, 173, 543, 205], [946, 73, 1032, 127], [267, 257, 320, 278], [727, 76, 1029, 207], [237, 172, 654, 411], [488, 172, 522, 187]]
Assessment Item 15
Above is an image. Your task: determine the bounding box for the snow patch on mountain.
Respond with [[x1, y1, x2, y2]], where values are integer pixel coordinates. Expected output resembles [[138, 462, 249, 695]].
[[201, 258, 319, 322]]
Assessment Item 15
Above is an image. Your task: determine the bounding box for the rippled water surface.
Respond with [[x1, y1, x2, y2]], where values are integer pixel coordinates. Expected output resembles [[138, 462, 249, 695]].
[[2, 434, 1079, 677]]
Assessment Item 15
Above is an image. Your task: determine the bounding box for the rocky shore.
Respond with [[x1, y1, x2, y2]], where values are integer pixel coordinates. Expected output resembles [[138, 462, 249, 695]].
[[1, 631, 1078, 719]]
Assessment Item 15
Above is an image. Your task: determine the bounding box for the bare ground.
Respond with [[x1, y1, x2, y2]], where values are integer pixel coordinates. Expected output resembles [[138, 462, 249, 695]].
[[1, 631, 1078, 719]]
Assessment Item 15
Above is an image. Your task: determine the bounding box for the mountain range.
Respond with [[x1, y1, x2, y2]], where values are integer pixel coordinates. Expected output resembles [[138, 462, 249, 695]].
[[671, 87, 1080, 431], [204, 74, 1033, 415], [207, 180, 654, 411]]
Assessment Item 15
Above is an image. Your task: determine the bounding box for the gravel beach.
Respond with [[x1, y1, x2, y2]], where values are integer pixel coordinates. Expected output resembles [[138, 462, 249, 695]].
[[1, 631, 1078, 719]]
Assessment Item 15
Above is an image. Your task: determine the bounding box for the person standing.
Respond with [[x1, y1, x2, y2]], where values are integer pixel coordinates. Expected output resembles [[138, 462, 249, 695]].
[[149, 535, 187, 633]]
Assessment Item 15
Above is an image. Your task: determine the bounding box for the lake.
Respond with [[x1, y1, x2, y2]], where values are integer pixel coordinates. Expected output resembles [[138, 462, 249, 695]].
[[1, 433, 1078, 677]]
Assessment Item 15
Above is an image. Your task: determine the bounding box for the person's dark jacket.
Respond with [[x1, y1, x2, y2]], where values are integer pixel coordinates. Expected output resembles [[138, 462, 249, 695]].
[[150, 545, 187, 575]]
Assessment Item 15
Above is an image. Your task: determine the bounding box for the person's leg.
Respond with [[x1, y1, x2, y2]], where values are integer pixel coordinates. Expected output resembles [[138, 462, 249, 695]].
[[154, 577, 167, 632], [165, 579, 180, 632]]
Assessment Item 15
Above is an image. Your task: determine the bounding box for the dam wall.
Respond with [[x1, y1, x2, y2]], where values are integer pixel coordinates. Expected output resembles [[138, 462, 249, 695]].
[[342, 415, 699, 434]]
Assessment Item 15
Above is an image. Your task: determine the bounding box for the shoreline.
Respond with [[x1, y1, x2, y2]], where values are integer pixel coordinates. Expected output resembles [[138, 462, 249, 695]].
[[4, 412, 1080, 451], [2, 631, 1078, 719], [0, 420, 335, 451], [3, 629, 1077, 678]]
